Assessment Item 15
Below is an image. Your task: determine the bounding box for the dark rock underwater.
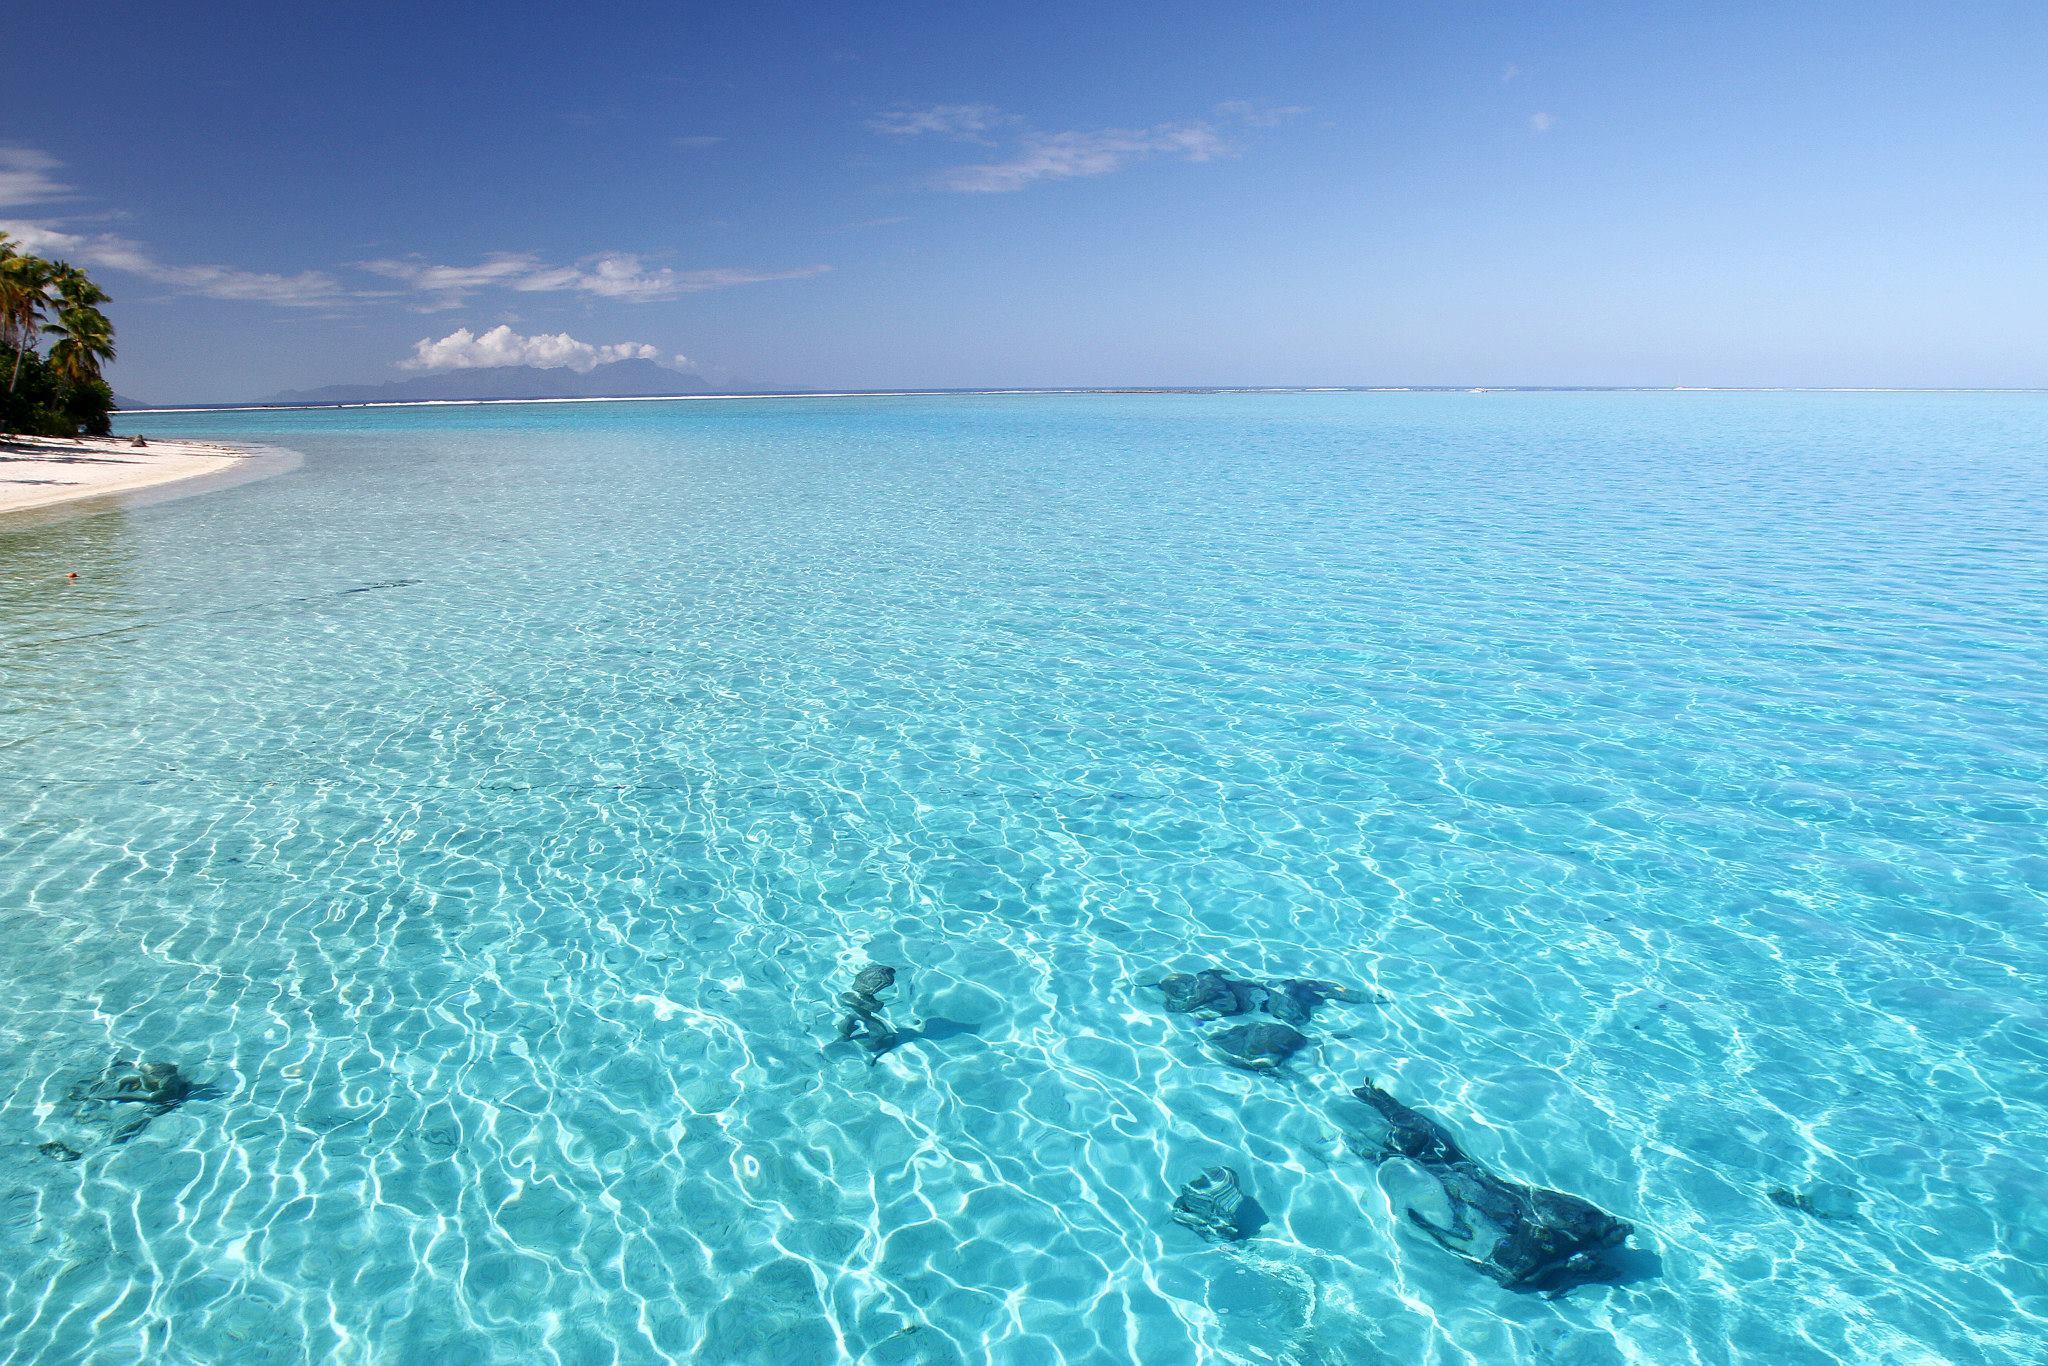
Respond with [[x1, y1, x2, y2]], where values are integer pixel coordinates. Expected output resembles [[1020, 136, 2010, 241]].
[[1348, 1080, 1635, 1294]]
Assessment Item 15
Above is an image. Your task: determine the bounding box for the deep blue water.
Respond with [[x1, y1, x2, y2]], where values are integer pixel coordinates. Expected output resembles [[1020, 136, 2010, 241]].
[[1, 393, 2043, 1363]]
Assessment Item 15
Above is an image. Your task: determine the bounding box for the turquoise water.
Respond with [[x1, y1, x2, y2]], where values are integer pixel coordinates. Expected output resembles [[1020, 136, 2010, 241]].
[[1, 392, 2043, 1363]]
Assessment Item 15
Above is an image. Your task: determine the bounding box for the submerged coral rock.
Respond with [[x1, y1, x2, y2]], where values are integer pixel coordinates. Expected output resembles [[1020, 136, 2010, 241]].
[[836, 964, 904, 1061], [1265, 979, 1349, 1025], [60, 1059, 204, 1147], [843, 1020, 900, 1059], [1208, 1021, 1310, 1071], [1153, 967, 1350, 1025], [1350, 1080, 1633, 1293], [114, 1061, 194, 1110], [68, 1060, 195, 1112], [1157, 969, 1255, 1016], [1768, 1183, 1861, 1223], [37, 1140, 83, 1163], [849, 965, 898, 999], [1172, 1165, 1266, 1242]]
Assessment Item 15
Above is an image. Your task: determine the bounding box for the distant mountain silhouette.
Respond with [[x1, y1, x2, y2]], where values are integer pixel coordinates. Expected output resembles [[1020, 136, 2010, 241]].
[[263, 358, 720, 406], [111, 392, 155, 410]]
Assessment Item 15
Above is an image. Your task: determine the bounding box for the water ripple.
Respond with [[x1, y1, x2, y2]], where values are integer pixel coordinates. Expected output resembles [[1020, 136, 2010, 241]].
[[0, 393, 2042, 1363]]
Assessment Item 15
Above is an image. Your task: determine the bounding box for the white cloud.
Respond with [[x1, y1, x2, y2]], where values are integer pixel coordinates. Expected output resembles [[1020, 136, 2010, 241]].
[[1530, 111, 1556, 133], [1215, 100, 1307, 128], [523, 253, 829, 300], [869, 105, 1262, 193], [360, 253, 550, 310], [935, 122, 1229, 193], [868, 104, 1007, 138], [364, 253, 541, 296], [400, 324, 688, 373], [364, 251, 828, 306], [829, 215, 910, 233], [5, 146, 826, 316], [0, 146, 69, 209], [4, 148, 344, 306], [0, 221, 345, 305]]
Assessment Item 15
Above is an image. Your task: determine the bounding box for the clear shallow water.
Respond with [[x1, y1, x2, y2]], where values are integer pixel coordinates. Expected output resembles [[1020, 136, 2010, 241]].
[[0, 393, 2043, 1364]]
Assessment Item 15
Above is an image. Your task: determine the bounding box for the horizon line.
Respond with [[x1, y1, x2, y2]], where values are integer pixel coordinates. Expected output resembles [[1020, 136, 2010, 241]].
[[118, 384, 2048, 416]]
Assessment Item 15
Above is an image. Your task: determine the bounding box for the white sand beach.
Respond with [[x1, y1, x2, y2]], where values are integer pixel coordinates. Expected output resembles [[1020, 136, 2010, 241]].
[[0, 433, 253, 517]]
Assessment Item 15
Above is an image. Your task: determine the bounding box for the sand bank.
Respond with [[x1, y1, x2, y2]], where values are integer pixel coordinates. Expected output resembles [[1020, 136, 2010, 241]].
[[0, 433, 255, 518]]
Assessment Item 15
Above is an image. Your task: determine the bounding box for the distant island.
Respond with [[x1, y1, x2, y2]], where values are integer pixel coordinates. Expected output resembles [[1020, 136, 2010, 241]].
[[261, 358, 722, 407]]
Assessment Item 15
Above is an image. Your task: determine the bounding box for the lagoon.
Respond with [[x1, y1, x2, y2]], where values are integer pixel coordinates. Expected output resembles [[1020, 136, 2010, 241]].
[[1, 392, 2043, 1362]]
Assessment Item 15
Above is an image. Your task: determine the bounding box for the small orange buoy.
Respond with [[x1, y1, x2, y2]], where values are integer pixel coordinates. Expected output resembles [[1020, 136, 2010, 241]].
[[66, 572, 79, 580]]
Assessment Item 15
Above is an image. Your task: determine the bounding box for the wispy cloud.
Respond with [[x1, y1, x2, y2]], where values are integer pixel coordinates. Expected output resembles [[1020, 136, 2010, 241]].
[[363, 252, 829, 307], [523, 255, 830, 301], [935, 123, 1229, 193], [1530, 111, 1556, 133], [401, 324, 688, 373], [829, 215, 910, 233], [361, 253, 541, 302], [1215, 100, 1307, 128], [0, 221, 346, 306], [4, 147, 346, 306], [868, 104, 1008, 139], [0, 146, 69, 209], [874, 101, 1296, 193], [1503, 64, 1521, 83], [5, 146, 828, 316]]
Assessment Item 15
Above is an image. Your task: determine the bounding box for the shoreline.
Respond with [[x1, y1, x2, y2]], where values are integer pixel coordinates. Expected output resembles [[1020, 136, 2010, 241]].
[[0, 432, 264, 521]]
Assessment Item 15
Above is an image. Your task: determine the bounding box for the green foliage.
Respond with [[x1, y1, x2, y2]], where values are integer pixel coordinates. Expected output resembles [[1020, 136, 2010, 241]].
[[0, 339, 112, 436], [0, 231, 116, 434]]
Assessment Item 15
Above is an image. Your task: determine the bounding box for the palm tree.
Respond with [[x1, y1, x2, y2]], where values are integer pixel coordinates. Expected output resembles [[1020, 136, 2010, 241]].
[[49, 262, 109, 314], [47, 304, 117, 385], [43, 264, 115, 384], [0, 237, 55, 393], [0, 237, 117, 434], [0, 232, 22, 348]]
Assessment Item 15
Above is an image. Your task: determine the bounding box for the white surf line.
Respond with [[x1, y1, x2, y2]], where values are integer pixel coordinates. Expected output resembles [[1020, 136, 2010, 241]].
[[118, 384, 2048, 416]]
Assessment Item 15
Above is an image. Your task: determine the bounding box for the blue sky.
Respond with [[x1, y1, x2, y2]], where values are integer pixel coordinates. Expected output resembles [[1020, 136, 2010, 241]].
[[4, 2, 2044, 401]]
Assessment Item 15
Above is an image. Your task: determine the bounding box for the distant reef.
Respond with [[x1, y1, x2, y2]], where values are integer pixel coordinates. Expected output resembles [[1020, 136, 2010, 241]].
[[261, 358, 720, 406]]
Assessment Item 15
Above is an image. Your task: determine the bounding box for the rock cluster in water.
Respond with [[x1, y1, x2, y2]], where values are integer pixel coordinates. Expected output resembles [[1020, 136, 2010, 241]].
[[1206, 1020, 1310, 1071], [1140, 966, 1640, 1294], [1768, 1182, 1861, 1224], [1171, 1165, 1265, 1242], [836, 964, 902, 1062], [1148, 965, 1353, 1253], [1155, 968, 1349, 1026], [1348, 1079, 1634, 1293], [45, 1059, 204, 1155], [1151, 965, 1352, 1074]]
